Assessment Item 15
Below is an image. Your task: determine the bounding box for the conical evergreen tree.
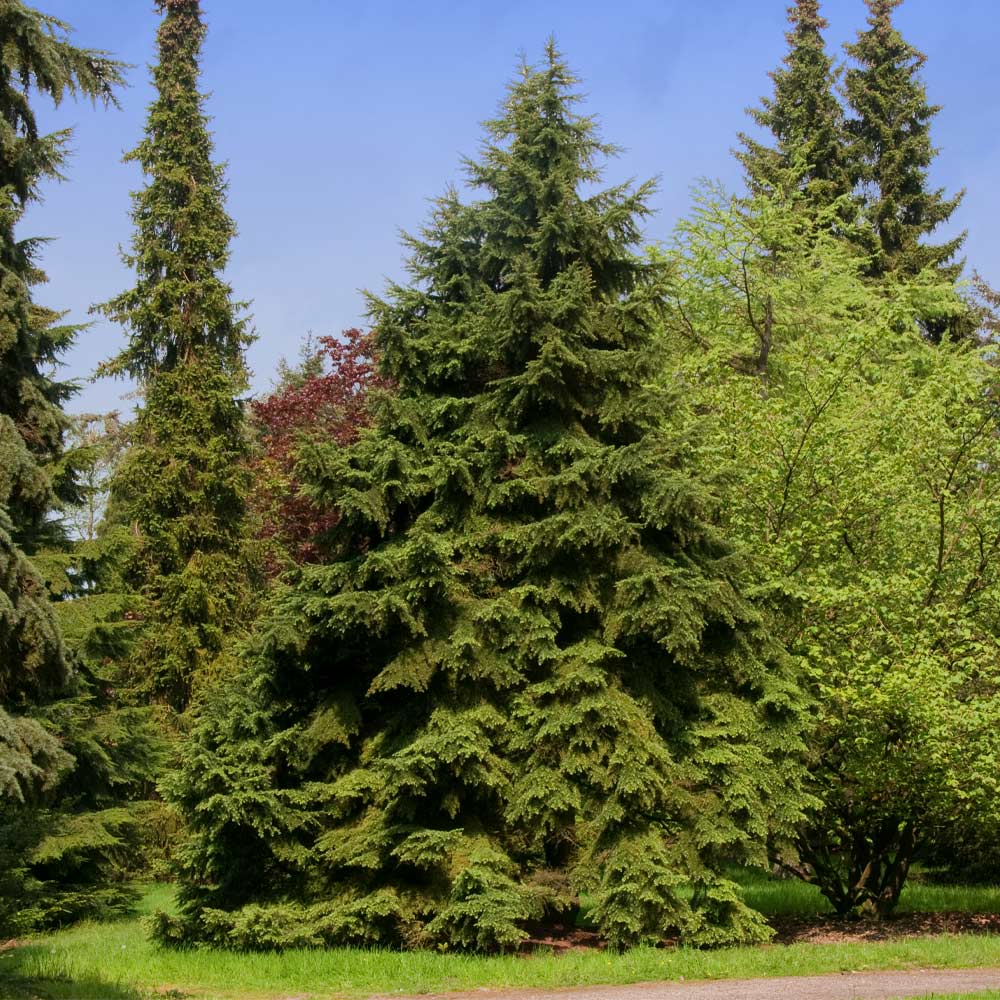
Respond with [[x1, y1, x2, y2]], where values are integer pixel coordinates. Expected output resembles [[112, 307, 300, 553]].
[[160, 44, 810, 951], [844, 0, 964, 285], [95, 0, 255, 712], [738, 0, 851, 213]]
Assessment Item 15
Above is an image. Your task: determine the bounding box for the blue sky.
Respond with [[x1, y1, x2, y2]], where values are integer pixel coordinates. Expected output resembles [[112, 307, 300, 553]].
[[28, 0, 1000, 415]]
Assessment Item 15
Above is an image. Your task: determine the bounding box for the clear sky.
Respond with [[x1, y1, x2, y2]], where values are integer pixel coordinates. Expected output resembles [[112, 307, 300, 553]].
[[27, 0, 1000, 415]]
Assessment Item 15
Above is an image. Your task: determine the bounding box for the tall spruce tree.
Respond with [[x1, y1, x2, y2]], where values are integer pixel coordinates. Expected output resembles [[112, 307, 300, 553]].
[[0, 0, 106, 866], [95, 0, 254, 712], [0, 3, 123, 558], [844, 0, 964, 286], [738, 0, 851, 213], [0, 3, 162, 936], [159, 44, 811, 952]]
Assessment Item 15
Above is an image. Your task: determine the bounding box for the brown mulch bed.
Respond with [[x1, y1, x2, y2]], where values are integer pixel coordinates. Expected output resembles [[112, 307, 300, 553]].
[[520, 923, 606, 953], [518, 912, 1000, 952]]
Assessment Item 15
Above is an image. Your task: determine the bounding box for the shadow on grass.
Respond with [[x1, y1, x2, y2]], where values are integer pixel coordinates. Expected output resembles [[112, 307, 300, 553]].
[[0, 976, 151, 999], [0, 944, 160, 1000]]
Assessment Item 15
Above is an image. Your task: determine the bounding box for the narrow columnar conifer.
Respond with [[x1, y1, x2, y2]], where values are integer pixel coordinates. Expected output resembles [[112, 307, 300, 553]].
[[160, 44, 811, 952], [738, 0, 851, 213], [95, 0, 254, 712], [844, 0, 964, 285]]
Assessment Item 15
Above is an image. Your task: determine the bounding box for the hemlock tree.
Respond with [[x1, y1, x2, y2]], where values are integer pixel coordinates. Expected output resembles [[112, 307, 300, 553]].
[[738, 0, 851, 213], [844, 0, 965, 288], [95, 0, 255, 712], [0, 3, 159, 935], [158, 44, 811, 952]]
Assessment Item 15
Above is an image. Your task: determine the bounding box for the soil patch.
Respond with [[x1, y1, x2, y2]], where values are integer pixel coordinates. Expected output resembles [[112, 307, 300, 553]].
[[519, 923, 605, 953], [771, 911, 1000, 946], [518, 912, 1000, 953]]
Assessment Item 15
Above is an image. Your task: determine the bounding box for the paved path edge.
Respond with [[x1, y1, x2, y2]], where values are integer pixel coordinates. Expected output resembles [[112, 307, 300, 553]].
[[368, 965, 1000, 1000]]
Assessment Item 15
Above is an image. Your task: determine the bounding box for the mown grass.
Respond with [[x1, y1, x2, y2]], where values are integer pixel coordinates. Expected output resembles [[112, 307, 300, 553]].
[[3, 879, 1000, 1000], [6, 924, 1000, 1000], [735, 867, 1000, 918], [920, 995, 1000, 999], [0, 974, 144, 999]]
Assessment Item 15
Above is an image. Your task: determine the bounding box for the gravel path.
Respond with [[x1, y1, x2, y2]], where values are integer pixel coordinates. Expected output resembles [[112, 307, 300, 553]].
[[370, 967, 1000, 1000]]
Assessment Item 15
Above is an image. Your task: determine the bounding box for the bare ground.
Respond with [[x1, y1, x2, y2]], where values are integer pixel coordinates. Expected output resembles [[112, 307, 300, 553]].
[[772, 912, 1000, 946], [515, 913, 1000, 953]]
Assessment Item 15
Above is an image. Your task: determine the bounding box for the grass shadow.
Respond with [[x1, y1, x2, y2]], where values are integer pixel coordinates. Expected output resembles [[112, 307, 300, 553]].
[[0, 975, 150, 999], [0, 943, 155, 1000]]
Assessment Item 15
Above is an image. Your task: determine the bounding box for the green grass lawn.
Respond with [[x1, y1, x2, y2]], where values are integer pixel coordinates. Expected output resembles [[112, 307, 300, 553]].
[[3, 879, 1000, 1000], [920, 995, 1000, 999], [734, 867, 1000, 918]]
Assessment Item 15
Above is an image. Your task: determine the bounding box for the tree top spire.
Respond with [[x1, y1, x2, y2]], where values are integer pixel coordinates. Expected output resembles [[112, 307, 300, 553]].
[[866, 0, 906, 34], [788, 0, 827, 33]]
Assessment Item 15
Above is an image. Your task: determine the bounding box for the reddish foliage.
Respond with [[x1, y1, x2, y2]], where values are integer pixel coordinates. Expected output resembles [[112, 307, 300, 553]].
[[250, 329, 389, 570]]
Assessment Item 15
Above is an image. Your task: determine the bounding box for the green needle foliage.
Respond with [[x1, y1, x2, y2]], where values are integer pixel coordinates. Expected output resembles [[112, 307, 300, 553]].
[[95, 0, 255, 713], [738, 0, 851, 214], [0, 3, 123, 554], [0, 3, 122, 203], [0, 1, 162, 937], [844, 0, 965, 286], [159, 43, 811, 953], [0, 503, 71, 834], [96, 0, 249, 381], [0, 0, 113, 872]]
